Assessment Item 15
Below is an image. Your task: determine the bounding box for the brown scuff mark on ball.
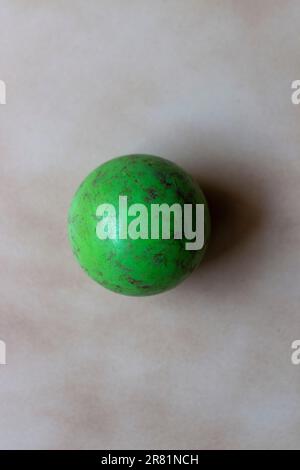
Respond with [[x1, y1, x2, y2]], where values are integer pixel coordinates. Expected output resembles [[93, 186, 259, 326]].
[[107, 251, 116, 261], [155, 171, 172, 188], [153, 253, 167, 265], [144, 187, 159, 202], [125, 275, 152, 290], [92, 170, 108, 186], [175, 187, 187, 201], [72, 246, 80, 256], [114, 260, 132, 273], [122, 186, 132, 195], [82, 191, 90, 200]]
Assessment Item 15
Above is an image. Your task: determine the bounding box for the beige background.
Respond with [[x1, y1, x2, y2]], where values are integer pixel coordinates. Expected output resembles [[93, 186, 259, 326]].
[[0, 0, 300, 450]]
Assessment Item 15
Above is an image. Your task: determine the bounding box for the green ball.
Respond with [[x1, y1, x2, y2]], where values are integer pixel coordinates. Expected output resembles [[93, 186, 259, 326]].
[[68, 155, 210, 296]]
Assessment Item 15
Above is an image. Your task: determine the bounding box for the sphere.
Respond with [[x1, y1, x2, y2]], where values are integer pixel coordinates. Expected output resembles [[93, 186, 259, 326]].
[[68, 155, 210, 296]]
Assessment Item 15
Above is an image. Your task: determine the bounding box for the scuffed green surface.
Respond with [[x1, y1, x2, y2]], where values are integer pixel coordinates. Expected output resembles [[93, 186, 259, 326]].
[[68, 155, 210, 296]]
